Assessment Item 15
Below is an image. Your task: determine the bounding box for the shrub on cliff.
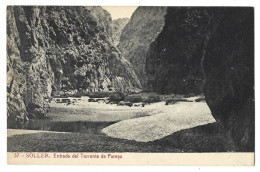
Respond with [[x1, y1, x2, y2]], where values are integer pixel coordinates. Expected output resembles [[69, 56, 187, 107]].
[[145, 95, 161, 103], [88, 92, 111, 98], [165, 98, 192, 105], [125, 95, 142, 103], [108, 92, 125, 102]]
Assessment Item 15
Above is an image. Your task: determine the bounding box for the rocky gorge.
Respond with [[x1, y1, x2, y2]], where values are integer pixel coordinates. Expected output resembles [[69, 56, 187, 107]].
[[7, 6, 254, 152], [7, 6, 141, 120]]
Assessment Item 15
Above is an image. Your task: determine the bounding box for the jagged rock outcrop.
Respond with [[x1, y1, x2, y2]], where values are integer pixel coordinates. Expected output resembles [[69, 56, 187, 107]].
[[7, 6, 54, 120], [7, 6, 140, 120], [7, 7, 29, 120], [112, 18, 129, 46], [118, 7, 167, 87], [145, 7, 254, 151]]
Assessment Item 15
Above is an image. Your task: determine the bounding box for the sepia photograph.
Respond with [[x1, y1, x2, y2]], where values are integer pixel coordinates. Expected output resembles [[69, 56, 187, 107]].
[[5, 3, 255, 166]]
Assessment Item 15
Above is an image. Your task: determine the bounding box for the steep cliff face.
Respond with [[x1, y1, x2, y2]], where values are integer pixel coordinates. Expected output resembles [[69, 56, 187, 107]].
[[7, 7, 29, 120], [118, 7, 167, 87], [7, 6, 140, 120], [145, 7, 210, 94], [203, 8, 254, 151], [145, 7, 254, 151], [112, 18, 129, 46], [7, 6, 54, 119]]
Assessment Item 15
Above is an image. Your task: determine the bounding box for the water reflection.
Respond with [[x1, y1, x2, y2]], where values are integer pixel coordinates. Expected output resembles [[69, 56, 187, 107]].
[[7, 119, 116, 135]]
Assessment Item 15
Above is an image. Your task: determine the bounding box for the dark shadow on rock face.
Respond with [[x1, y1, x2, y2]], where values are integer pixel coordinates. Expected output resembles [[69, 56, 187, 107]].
[[203, 8, 254, 152], [145, 7, 209, 94], [145, 7, 254, 151]]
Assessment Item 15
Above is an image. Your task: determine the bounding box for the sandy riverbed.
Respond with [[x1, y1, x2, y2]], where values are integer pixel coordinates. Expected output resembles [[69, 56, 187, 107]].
[[8, 98, 233, 152], [49, 98, 216, 142], [101, 102, 216, 142], [8, 97, 216, 143]]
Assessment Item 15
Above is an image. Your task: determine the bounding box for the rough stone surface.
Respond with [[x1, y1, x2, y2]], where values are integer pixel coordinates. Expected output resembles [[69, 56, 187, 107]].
[[118, 7, 167, 87], [112, 18, 129, 46], [203, 8, 254, 151], [7, 6, 140, 119]]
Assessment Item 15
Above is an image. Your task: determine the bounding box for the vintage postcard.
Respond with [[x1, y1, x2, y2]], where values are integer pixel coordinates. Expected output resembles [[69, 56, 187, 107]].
[[6, 6, 254, 165]]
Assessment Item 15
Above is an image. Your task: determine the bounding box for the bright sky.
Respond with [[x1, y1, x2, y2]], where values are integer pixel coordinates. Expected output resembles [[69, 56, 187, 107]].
[[102, 6, 138, 20]]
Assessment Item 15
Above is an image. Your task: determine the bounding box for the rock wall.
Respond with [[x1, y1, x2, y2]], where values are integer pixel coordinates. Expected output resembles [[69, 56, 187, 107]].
[[145, 7, 254, 151], [145, 7, 210, 94], [112, 18, 129, 46], [7, 6, 140, 120], [7, 6, 54, 119], [203, 8, 254, 151], [118, 7, 167, 87], [7, 7, 29, 120]]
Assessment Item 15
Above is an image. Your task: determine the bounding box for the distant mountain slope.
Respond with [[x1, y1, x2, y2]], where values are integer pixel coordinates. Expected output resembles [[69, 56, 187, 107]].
[[112, 18, 129, 46], [118, 7, 167, 87]]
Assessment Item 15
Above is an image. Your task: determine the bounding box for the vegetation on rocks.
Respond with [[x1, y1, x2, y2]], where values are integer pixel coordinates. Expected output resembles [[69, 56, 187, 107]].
[[7, 6, 140, 119]]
